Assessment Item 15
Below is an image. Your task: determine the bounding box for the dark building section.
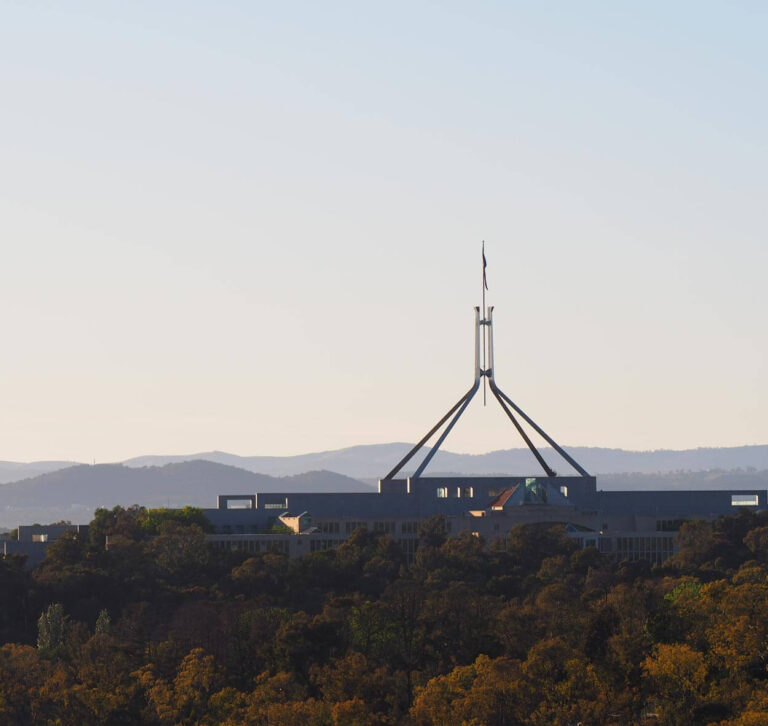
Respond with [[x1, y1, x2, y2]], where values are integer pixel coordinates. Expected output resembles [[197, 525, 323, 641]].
[[3, 524, 89, 568], [202, 474, 766, 565]]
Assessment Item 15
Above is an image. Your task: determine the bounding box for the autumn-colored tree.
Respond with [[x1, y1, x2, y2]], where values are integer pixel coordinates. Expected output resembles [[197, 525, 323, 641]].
[[410, 654, 522, 725], [134, 647, 223, 725], [6, 506, 768, 723], [642, 642, 708, 725], [311, 651, 407, 720]]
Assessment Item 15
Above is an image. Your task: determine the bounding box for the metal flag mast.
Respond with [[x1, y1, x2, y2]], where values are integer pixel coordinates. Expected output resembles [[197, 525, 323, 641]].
[[482, 241, 488, 406], [382, 245, 590, 481]]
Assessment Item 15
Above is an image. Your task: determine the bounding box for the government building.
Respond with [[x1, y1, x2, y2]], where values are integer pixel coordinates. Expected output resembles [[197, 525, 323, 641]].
[[202, 301, 765, 565]]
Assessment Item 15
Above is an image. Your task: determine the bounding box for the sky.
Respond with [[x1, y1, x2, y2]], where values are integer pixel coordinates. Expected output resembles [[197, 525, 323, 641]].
[[1, 1, 766, 462]]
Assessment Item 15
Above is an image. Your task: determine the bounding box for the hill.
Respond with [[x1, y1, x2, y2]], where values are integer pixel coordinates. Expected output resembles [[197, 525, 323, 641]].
[[122, 443, 768, 479], [3, 443, 768, 483], [0, 461, 371, 529], [0, 460, 80, 484]]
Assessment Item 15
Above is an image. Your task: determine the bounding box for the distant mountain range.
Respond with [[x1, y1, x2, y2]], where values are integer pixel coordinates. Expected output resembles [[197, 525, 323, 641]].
[[0, 460, 81, 484], [1, 444, 767, 529], [3, 443, 768, 483], [122, 443, 768, 479], [0, 461, 370, 529]]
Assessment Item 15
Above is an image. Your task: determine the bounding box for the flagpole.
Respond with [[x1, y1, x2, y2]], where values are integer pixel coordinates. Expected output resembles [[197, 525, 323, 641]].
[[482, 242, 487, 406]]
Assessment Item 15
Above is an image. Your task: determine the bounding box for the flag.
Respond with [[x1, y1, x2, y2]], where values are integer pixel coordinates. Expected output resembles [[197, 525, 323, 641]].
[[482, 243, 488, 290]]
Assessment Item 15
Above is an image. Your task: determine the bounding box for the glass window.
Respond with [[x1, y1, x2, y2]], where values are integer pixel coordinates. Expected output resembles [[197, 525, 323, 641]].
[[732, 494, 759, 506]]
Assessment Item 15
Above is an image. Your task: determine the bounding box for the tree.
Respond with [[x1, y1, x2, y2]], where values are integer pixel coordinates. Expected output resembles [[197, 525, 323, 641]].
[[311, 651, 406, 721], [134, 647, 223, 725], [418, 515, 447, 549], [37, 603, 68, 654], [0, 554, 32, 644], [410, 654, 522, 725], [42, 531, 86, 568], [642, 643, 708, 725], [94, 609, 111, 635], [744, 526, 768, 562], [148, 522, 210, 581], [89, 505, 146, 548], [137, 507, 213, 535]]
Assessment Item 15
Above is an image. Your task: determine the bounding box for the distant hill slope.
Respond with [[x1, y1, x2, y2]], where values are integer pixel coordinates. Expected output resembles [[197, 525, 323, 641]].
[[3, 444, 768, 482], [122, 444, 768, 479], [0, 461, 371, 529], [0, 460, 79, 484]]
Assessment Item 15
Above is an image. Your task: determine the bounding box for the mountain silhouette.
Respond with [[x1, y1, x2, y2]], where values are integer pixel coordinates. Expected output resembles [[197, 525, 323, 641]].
[[0, 460, 371, 529]]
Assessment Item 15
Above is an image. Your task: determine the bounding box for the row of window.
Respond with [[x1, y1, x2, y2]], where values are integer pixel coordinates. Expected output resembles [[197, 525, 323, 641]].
[[374, 521, 396, 534], [612, 536, 675, 564], [436, 486, 474, 499], [264, 503, 288, 510], [218, 524, 260, 535], [315, 520, 414, 535], [212, 539, 290, 554], [209, 527, 458, 560], [656, 519, 686, 532]]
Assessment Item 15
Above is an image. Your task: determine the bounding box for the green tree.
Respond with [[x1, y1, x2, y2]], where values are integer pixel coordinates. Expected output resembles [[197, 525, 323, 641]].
[[148, 522, 210, 581], [137, 507, 213, 535], [94, 609, 111, 635], [37, 603, 68, 653]]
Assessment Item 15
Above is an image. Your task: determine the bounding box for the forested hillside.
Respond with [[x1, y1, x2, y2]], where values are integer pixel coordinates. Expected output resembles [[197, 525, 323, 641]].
[[2, 507, 768, 724]]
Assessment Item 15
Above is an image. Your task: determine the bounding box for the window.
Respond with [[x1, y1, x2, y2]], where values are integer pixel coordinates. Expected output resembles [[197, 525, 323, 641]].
[[460, 486, 474, 498], [436, 487, 448, 498], [560, 486, 568, 497], [224, 496, 254, 509], [265, 500, 288, 510], [732, 494, 759, 507], [656, 519, 685, 532]]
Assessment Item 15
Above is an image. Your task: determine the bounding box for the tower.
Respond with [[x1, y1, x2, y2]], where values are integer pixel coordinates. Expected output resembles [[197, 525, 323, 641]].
[[380, 246, 592, 493]]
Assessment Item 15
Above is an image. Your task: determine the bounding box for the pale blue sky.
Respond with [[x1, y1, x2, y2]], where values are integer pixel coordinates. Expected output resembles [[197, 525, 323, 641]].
[[1, 2, 766, 461]]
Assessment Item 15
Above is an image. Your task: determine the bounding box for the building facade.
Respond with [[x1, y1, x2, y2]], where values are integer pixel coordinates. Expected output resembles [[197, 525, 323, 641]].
[[203, 475, 767, 565]]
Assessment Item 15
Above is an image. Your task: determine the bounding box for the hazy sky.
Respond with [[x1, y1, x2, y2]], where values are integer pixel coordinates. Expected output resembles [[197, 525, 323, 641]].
[[1, 1, 766, 462]]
